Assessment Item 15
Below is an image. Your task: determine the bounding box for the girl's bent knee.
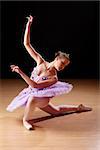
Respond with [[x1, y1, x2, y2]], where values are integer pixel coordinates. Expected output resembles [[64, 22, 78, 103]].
[[38, 103, 49, 109], [36, 99, 49, 108]]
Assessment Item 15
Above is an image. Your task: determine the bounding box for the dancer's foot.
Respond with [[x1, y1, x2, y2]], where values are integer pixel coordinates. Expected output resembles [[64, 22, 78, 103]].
[[76, 104, 92, 113], [23, 119, 34, 130]]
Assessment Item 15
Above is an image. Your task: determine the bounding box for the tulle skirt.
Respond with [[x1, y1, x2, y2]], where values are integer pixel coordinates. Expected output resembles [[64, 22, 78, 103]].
[[6, 81, 73, 112]]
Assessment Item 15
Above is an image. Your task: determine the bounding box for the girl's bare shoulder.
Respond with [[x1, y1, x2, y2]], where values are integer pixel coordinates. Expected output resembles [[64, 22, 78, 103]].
[[36, 61, 50, 69]]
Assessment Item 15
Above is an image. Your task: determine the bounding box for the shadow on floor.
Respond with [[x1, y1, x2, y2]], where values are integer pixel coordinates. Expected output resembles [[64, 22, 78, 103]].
[[28, 110, 91, 124]]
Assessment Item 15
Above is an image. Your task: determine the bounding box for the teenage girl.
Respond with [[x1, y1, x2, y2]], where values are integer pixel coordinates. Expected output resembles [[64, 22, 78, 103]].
[[7, 15, 92, 130]]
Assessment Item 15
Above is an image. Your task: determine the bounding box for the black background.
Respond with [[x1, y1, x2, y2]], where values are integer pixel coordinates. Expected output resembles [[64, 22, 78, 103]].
[[1, 1, 99, 79]]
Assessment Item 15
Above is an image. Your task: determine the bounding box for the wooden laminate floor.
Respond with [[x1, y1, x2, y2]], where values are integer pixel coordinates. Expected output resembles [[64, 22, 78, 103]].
[[0, 79, 99, 150]]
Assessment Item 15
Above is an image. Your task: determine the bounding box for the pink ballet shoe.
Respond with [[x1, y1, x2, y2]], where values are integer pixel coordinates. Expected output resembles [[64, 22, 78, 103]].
[[76, 104, 92, 113], [23, 119, 35, 130]]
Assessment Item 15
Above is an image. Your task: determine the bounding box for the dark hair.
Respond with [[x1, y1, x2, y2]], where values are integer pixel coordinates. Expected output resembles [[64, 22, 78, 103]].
[[55, 51, 70, 60]]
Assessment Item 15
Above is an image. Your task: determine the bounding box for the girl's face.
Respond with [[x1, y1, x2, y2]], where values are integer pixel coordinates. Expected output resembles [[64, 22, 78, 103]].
[[54, 57, 70, 71]]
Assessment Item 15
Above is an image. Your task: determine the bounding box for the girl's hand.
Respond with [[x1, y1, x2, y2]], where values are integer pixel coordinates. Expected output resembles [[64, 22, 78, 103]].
[[26, 15, 33, 23], [10, 65, 22, 74]]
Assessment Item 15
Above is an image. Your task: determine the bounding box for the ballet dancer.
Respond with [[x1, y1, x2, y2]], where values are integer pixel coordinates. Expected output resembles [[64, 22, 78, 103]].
[[6, 15, 92, 130]]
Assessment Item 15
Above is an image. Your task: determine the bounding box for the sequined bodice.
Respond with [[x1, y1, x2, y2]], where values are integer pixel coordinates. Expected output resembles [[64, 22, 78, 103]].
[[30, 67, 48, 82]]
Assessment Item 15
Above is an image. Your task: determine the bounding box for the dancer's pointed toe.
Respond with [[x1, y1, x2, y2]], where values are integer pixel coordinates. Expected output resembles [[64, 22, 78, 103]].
[[23, 119, 35, 130], [76, 104, 92, 113]]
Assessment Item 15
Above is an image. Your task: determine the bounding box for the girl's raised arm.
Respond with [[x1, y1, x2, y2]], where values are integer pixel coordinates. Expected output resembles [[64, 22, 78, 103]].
[[24, 15, 45, 65]]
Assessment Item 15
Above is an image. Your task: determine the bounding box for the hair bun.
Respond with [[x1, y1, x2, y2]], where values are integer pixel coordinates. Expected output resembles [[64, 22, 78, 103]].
[[55, 51, 70, 60], [55, 51, 62, 57]]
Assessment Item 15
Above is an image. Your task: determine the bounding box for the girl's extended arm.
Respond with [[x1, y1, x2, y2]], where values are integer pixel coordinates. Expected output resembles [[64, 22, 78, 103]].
[[24, 15, 45, 65], [11, 65, 58, 89], [20, 71, 58, 88]]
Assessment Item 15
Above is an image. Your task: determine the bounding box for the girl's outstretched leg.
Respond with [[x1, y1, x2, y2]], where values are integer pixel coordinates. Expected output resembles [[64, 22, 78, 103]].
[[40, 102, 92, 116], [40, 103, 77, 115]]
